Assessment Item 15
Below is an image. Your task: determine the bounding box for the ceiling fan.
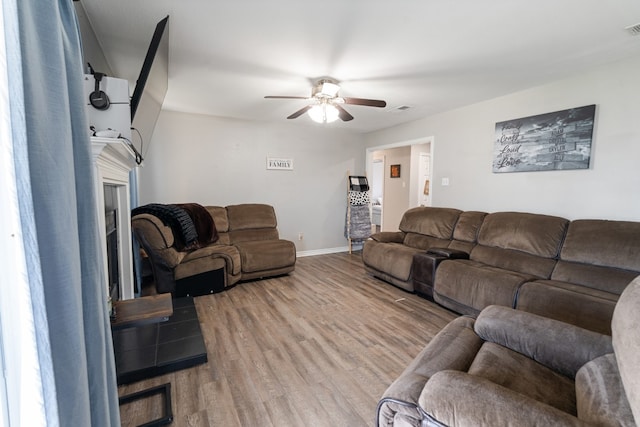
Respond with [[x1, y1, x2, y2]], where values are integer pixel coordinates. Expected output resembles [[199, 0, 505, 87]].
[[265, 78, 386, 123]]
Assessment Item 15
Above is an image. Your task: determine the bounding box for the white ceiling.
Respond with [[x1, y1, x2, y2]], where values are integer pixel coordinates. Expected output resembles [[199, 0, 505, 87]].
[[79, 0, 640, 133]]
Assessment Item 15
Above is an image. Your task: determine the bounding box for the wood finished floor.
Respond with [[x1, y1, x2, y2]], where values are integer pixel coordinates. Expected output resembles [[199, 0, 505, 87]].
[[118, 252, 457, 427]]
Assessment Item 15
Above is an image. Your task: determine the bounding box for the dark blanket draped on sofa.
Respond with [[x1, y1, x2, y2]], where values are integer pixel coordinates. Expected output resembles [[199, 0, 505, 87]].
[[176, 203, 219, 246], [132, 203, 219, 251], [132, 203, 199, 250]]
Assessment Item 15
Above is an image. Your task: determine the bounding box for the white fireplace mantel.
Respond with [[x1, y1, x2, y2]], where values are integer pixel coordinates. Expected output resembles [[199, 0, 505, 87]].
[[92, 136, 137, 300]]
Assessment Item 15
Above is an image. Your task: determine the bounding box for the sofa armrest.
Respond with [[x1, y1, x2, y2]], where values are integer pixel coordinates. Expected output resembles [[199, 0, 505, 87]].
[[377, 317, 482, 426], [426, 247, 469, 259], [135, 240, 184, 294], [178, 244, 241, 277], [475, 305, 613, 378], [419, 371, 584, 426], [370, 231, 405, 243]]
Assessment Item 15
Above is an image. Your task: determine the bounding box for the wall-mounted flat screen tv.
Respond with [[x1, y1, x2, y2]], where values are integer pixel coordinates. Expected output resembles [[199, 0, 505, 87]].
[[130, 15, 169, 146]]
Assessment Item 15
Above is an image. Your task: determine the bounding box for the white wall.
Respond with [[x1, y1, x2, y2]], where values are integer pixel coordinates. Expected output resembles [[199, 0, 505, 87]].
[[365, 56, 640, 221], [138, 111, 366, 253], [139, 56, 640, 255]]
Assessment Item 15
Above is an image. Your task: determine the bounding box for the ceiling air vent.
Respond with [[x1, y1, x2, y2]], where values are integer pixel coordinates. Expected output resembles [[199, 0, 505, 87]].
[[625, 23, 640, 36], [390, 105, 412, 112]]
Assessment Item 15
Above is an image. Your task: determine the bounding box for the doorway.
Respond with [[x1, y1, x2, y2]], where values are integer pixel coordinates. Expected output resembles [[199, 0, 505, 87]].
[[366, 137, 434, 231], [418, 152, 431, 207], [370, 158, 384, 233]]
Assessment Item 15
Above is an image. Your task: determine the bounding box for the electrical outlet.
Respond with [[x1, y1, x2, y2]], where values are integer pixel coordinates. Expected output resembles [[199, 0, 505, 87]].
[[298, 232, 304, 240]]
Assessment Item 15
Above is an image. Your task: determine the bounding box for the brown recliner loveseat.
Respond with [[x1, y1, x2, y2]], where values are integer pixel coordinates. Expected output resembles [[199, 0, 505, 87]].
[[377, 275, 640, 426], [361, 207, 475, 292], [132, 203, 296, 296]]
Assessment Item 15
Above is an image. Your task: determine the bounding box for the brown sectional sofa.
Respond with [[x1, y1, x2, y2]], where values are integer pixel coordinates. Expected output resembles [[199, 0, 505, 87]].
[[515, 219, 640, 335], [132, 203, 296, 295], [371, 207, 640, 426], [433, 211, 570, 317], [362, 207, 640, 334]]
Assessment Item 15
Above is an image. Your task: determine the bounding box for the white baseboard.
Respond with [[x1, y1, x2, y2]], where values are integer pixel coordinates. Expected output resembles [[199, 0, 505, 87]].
[[297, 244, 363, 258]]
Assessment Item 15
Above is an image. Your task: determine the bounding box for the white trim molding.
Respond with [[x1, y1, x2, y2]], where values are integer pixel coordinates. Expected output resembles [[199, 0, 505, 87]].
[[297, 245, 362, 258], [91, 137, 137, 300]]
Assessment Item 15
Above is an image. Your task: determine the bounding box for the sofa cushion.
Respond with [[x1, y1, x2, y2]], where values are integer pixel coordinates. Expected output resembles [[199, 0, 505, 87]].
[[419, 371, 585, 427], [471, 245, 558, 278], [369, 231, 405, 244], [447, 239, 475, 254], [561, 220, 640, 272], [226, 204, 281, 244], [576, 353, 636, 427], [434, 260, 536, 315], [402, 233, 451, 250], [474, 305, 613, 379], [551, 260, 638, 295], [206, 206, 231, 245], [234, 239, 296, 273], [398, 207, 461, 239], [516, 280, 619, 335], [452, 211, 487, 242], [612, 277, 640, 424], [230, 228, 279, 243], [205, 206, 229, 232], [477, 212, 568, 258], [362, 241, 422, 282], [468, 342, 576, 414], [227, 203, 277, 230]]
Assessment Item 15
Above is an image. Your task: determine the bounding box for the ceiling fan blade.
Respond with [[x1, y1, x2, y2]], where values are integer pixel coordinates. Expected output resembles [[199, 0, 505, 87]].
[[343, 97, 387, 108], [287, 105, 312, 119], [265, 95, 309, 100], [335, 105, 354, 121]]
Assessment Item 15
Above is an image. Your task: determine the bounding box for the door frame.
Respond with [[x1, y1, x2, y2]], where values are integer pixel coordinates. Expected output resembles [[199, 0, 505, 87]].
[[365, 136, 434, 230]]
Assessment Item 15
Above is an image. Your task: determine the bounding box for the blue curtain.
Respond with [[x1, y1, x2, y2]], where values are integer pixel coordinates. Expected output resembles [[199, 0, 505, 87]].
[[6, 0, 120, 425]]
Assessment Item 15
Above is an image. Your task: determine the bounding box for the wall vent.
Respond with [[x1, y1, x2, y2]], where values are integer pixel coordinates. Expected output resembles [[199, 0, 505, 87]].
[[625, 23, 640, 36]]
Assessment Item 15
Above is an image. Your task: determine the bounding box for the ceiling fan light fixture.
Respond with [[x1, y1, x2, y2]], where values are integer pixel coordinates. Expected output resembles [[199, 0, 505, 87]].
[[308, 104, 339, 123], [266, 78, 385, 122], [319, 81, 340, 97]]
